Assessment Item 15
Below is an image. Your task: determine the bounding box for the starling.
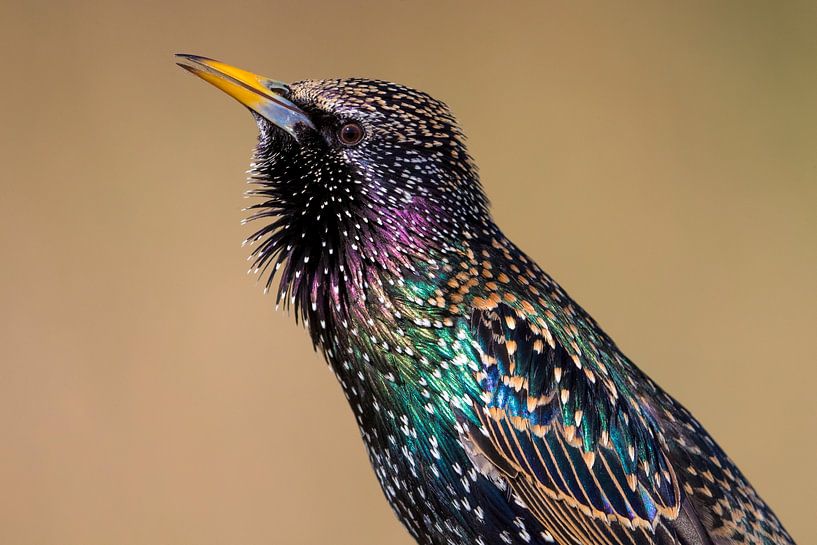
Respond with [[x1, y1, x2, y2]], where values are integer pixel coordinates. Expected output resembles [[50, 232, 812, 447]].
[[176, 54, 796, 545]]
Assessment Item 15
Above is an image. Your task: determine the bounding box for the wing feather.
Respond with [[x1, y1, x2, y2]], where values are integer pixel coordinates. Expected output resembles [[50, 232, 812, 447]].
[[464, 303, 683, 543]]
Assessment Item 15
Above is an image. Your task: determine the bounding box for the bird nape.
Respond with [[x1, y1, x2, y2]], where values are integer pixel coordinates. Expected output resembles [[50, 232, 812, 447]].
[[176, 54, 796, 545]]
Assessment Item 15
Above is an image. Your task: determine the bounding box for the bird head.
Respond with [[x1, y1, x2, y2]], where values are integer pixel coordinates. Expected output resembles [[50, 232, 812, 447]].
[[177, 54, 491, 322]]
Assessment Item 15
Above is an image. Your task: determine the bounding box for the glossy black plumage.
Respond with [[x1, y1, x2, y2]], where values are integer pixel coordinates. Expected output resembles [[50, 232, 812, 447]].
[[178, 56, 797, 545]]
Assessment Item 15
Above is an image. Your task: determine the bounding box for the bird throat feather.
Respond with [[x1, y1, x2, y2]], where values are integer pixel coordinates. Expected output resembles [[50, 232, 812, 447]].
[[242, 118, 455, 339]]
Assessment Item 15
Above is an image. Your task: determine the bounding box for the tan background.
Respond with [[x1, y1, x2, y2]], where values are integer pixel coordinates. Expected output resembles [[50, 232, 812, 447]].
[[0, 1, 815, 544]]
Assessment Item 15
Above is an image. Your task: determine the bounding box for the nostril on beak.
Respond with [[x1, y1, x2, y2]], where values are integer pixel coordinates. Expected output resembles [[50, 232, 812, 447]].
[[265, 82, 291, 98]]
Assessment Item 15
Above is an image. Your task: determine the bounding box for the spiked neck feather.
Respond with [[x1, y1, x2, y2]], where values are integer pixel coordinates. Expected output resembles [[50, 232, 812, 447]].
[[243, 122, 494, 344]]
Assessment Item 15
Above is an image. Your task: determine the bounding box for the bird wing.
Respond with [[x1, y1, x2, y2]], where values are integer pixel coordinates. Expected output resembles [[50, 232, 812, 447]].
[[463, 302, 685, 544]]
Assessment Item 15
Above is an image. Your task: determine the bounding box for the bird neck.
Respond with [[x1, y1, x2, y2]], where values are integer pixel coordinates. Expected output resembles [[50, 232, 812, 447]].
[[287, 186, 498, 337], [304, 222, 504, 388]]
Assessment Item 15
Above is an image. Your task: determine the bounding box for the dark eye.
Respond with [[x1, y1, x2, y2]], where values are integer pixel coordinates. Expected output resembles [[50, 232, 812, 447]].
[[338, 122, 364, 146]]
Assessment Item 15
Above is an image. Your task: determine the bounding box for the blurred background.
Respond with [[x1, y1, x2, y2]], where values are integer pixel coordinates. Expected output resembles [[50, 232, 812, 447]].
[[1, 1, 815, 544]]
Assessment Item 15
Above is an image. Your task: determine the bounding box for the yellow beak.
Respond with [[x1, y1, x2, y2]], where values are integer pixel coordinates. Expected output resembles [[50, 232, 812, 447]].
[[176, 54, 315, 140]]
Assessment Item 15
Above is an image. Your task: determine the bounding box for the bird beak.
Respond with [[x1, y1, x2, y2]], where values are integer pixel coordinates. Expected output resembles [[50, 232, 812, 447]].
[[175, 54, 315, 141]]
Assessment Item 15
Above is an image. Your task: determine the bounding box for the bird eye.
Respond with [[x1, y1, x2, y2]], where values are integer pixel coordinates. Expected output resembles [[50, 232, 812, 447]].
[[338, 122, 364, 146]]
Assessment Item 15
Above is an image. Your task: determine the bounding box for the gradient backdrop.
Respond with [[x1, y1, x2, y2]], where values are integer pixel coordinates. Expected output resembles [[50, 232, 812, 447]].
[[1, 2, 815, 544]]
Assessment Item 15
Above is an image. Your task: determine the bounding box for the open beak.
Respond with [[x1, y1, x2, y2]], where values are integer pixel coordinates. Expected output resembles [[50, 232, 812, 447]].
[[175, 54, 315, 140]]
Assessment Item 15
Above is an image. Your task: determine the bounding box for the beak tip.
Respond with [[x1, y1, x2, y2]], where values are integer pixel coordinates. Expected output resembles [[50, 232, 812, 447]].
[[175, 53, 211, 62], [175, 54, 316, 140]]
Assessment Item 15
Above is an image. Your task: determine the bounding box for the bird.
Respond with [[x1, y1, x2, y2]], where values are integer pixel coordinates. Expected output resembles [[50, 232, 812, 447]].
[[176, 54, 796, 545]]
